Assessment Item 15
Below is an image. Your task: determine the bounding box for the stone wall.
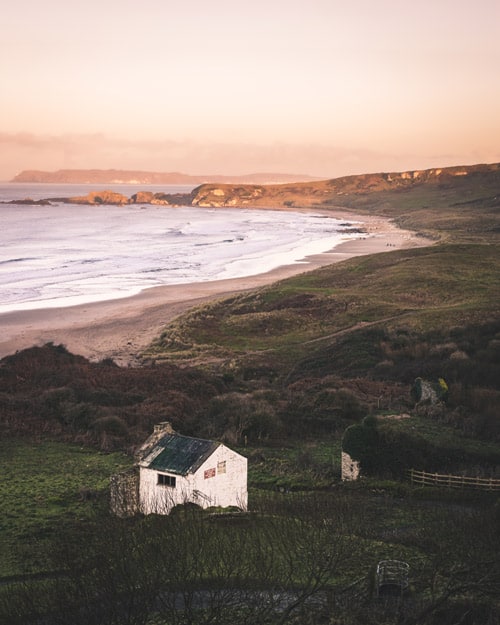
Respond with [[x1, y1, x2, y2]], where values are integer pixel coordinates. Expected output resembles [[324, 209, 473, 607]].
[[341, 451, 361, 481], [110, 467, 140, 517]]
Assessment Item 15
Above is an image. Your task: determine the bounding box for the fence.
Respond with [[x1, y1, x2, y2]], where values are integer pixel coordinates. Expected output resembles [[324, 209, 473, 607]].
[[408, 468, 500, 491]]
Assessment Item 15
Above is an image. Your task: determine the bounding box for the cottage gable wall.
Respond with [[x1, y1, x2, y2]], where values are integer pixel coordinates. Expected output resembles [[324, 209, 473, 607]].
[[191, 444, 247, 510]]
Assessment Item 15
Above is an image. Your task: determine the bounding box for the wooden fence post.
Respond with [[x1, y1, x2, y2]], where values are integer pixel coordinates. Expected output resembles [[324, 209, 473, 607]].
[[406, 469, 500, 492]]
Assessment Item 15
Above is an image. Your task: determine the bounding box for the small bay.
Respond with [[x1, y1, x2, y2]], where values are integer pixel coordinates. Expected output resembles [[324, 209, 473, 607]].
[[0, 183, 361, 313]]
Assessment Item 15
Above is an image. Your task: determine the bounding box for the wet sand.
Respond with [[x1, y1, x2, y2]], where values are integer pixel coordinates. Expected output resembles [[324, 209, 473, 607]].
[[0, 212, 432, 364]]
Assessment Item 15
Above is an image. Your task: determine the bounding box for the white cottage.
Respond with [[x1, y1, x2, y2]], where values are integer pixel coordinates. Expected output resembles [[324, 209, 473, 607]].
[[112, 422, 248, 516]]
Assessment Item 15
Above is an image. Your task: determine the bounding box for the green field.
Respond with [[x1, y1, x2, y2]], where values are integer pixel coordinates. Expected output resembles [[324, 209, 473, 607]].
[[1, 439, 498, 624], [0, 440, 130, 577]]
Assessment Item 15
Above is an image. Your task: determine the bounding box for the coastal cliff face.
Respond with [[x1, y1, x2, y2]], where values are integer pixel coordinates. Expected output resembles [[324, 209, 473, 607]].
[[191, 163, 500, 208]]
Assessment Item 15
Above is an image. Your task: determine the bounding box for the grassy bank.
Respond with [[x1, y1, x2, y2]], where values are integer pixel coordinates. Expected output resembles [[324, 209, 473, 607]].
[[144, 243, 500, 383]]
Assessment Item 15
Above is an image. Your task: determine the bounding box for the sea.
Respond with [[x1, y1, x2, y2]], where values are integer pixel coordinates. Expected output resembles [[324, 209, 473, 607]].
[[0, 183, 363, 314]]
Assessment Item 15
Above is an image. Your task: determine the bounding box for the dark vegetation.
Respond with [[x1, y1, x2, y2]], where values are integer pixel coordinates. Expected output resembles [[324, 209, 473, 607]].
[[0, 343, 226, 450], [2, 487, 499, 625], [1, 165, 499, 623]]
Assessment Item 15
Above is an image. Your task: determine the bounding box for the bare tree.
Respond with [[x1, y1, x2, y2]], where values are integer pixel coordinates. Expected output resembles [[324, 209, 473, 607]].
[[1, 492, 359, 625]]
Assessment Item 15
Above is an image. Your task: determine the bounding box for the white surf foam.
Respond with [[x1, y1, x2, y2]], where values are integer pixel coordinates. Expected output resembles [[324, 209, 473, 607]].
[[0, 186, 362, 313]]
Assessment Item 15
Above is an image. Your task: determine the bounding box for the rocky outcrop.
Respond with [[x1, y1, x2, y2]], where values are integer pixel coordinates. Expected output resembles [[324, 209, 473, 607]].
[[149, 192, 193, 206], [130, 191, 192, 206], [69, 190, 130, 205], [131, 191, 155, 204], [192, 185, 265, 207], [64, 190, 192, 206], [9, 190, 193, 207], [2, 197, 53, 206]]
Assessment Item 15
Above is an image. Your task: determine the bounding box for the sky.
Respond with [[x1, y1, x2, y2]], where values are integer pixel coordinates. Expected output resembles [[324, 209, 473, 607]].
[[1, 0, 499, 181]]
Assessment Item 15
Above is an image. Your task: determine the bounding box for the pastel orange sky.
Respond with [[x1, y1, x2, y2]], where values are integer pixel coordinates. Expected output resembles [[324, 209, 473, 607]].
[[1, 0, 499, 181]]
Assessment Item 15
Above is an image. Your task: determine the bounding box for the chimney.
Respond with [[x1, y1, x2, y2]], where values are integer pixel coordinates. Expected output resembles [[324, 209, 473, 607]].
[[154, 421, 174, 435], [135, 422, 175, 461]]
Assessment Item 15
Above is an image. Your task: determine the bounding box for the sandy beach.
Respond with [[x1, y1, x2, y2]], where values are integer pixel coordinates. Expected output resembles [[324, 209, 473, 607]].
[[0, 212, 432, 364]]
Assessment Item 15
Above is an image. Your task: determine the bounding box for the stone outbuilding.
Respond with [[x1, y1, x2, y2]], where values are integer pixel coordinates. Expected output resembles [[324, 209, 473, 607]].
[[111, 422, 248, 516], [341, 450, 361, 481]]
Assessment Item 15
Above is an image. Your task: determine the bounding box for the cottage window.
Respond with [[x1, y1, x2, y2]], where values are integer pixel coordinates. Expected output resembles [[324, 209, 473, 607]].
[[157, 473, 176, 487], [217, 460, 226, 474]]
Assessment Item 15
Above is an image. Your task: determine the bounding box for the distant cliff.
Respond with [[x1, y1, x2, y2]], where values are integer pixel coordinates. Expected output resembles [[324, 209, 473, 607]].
[[11, 169, 319, 185], [191, 163, 500, 209]]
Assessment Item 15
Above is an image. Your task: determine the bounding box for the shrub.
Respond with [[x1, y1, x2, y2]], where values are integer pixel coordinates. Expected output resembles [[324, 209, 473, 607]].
[[342, 417, 382, 474], [60, 402, 99, 430], [202, 392, 281, 444], [91, 416, 129, 437], [284, 385, 366, 436]]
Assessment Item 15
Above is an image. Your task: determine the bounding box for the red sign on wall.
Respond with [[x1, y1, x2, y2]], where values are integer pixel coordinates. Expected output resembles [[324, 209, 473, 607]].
[[204, 467, 216, 479]]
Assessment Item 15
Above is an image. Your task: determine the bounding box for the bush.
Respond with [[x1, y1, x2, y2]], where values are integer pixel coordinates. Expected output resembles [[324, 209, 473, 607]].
[[202, 392, 281, 444], [91, 416, 129, 437], [284, 385, 367, 436], [342, 417, 382, 474]]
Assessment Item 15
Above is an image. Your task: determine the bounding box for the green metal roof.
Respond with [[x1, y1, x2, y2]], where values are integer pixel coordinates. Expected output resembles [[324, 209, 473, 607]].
[[144, 433, 219, 476]]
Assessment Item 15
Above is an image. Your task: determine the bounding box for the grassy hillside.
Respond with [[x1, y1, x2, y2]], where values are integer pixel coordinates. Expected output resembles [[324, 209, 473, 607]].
[[143, 241, 499, 446], [1, 164, 499, 623], [145, 243, 499, 361], [2, 161, 498, 454], [145, 166, 500, 461], [2, 161, 498, 453]]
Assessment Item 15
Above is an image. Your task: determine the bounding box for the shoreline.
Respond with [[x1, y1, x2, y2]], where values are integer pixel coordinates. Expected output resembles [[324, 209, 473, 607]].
[[0, 212, 433, 364]]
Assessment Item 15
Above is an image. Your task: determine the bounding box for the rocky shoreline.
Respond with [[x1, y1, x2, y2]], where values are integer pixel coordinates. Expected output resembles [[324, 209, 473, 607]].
[[1, 189, 195, 207]]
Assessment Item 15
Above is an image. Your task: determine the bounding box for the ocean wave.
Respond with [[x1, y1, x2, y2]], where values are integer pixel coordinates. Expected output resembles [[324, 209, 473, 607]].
[[0, 195, 363, 313], [0, 257, 39, 265]]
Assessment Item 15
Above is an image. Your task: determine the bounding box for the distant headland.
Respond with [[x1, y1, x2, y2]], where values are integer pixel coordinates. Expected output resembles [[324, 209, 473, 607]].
[[10, 169, 320, 185]]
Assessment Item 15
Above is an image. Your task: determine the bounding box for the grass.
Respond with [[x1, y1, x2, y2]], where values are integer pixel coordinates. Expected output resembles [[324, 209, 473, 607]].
[[160, 167, 500, 370], [1, 438, 498, 625], [376, 414, 500, 470], [380, 415, 500, 455], [0, 439, 131, 577], [143, 243, 500, 371], [245, 439, 341, 491]]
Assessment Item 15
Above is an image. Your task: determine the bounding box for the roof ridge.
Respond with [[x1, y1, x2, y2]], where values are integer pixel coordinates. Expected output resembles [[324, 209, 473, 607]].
[[144, 433, 221, 476], [161, 431, 222, 444]]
